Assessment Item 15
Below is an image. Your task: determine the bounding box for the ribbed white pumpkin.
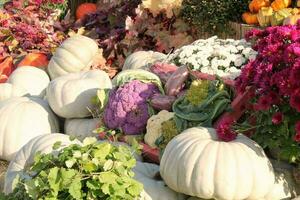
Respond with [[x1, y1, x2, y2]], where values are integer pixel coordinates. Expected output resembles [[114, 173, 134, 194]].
[[48, 35, 98, 79], [7, 66, 50, 97], [65, 118, 100, 140], [160, 127, 276, 200], [0, 97, 59, 161], [0, 83, 28, 102], [46, 70, 112, 118], [123, 51, 166, 71], [134, 162, 186, 200], [4, 133, 81, 194]]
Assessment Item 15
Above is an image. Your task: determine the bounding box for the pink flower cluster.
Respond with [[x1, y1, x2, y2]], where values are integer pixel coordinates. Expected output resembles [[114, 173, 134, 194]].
[[33, 0, 64, 5], [236, 22, 300, 143]]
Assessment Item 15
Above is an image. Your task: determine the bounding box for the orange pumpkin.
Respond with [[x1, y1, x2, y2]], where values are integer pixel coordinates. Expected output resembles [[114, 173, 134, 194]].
[[249, 0, 271, 13], [76, 3, 97, 20], [242, 12, 259, 25], [271, 0, 292, 11], [17, 53, 49, 68], [0, 56, 13, 77]]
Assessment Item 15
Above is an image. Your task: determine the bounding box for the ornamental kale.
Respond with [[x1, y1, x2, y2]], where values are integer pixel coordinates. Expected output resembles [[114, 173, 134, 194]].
[[103, 80, 160, 135]]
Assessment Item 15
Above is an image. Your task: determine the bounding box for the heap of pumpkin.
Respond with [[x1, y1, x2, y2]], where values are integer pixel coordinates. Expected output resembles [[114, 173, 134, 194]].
[[242, 0, 300, 26], [0, 35, 299, 199]]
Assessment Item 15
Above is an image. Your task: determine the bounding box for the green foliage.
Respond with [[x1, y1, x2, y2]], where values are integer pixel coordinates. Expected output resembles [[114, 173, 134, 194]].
[[234, 99, 300, 164], [2, 137, 143, 200], [180, 0, 250, 35]]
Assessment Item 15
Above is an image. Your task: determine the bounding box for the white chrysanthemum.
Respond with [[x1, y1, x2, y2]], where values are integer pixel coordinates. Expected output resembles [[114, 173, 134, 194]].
[[168, 36, 255, 79]]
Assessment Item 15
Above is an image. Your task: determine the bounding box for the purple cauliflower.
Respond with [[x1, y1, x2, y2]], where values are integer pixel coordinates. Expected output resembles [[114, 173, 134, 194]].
[[103, 80, 160, 135]]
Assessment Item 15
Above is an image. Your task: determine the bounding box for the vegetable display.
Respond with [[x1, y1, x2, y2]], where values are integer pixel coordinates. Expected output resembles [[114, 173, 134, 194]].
[[145, 110, 174, 148], [160, 127, 278, 200], [1, 0, 300, 198], [0, 83, 27, 102], [65, 118, 100, 140], [46, 70, 112, 118], [7, 66, 50, 98], [47, 35, 99, 80], [103, 80, 160, 135], [122, 51, 167, 71], [0, 97, 59, 161], [4, 137, 144, 199], [4, 134, 81, 194]]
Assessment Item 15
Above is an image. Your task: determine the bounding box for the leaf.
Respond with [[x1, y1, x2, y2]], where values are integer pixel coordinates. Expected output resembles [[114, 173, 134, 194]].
[[99, 172, 118, 184], [83, 137, 98, 146], [96, 89, 110, 111], [52, 141, 62, 150], [103, 160, 114, 171], [60, 168, 77, 188], [69, 176, 82, 200], [127, 181, 143, 196], [94, 143, 112, 160], [83, 162, 97, 172], [65, 159, 76, 168], [48, 167, 61, 197]]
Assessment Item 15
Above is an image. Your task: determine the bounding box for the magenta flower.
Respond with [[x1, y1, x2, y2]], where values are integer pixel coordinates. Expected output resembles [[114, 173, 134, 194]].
[[254, 95, 272, 111], [294, 133, 300, 143], [295, 121, 300, 133], [272, 112, 283, 125], [290, 89, 300, 112], [216, 120, 237, 142]]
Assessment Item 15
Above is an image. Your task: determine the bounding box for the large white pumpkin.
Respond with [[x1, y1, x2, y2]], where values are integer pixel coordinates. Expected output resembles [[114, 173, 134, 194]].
[[160, 127, 276, 200], [0, 83, 28, 102], [4, 133, 81, 194], [48, 35, 99, 79], [64, 118, 100, 140], [133, 162, 186, 200], [0, 97, 59, 161], [123, 51, 166, 71], [46, 70, 112, 118], [7, 66, 50, 97]]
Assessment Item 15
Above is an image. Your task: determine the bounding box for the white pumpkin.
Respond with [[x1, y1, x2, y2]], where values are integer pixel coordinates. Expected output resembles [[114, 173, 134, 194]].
[[123, 51, 166, 71], [7, 66, 50, 97], [133, 162, 186, 200], [46, 70, 112, 118], [0, 97, 59, 161], [65, 118, 100, 140], [4, 133, 81, 194], [0, 83, 28, 102], [160, 127, 276, 200], [48, 35, 99, 79]]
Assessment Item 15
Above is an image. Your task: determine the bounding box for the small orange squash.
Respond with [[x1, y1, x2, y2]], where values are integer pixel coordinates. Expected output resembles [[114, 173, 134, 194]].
[[242, 12, 259, 25], [76, 3, 97, 20], [0, 74, 8, 83], [0, 56, 13, 77], [271, 0, 292, 11], [249, 0, 271, 13], [17, 53, 49, 68]]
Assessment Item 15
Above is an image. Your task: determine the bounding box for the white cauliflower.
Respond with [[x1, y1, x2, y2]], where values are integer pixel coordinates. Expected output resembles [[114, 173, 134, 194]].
[[142, 0, 183, 18], [144, 110, 174, 148]]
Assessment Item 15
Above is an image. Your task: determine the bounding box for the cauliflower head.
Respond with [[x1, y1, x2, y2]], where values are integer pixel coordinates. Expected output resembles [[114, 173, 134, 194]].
[[104, 80, 160, 135], [144, 110, 174, 148]]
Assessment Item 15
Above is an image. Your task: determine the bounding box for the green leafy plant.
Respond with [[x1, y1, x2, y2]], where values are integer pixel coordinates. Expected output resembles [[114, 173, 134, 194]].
[[180, 0, 250, 35], [3, 137, 143, 200]]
